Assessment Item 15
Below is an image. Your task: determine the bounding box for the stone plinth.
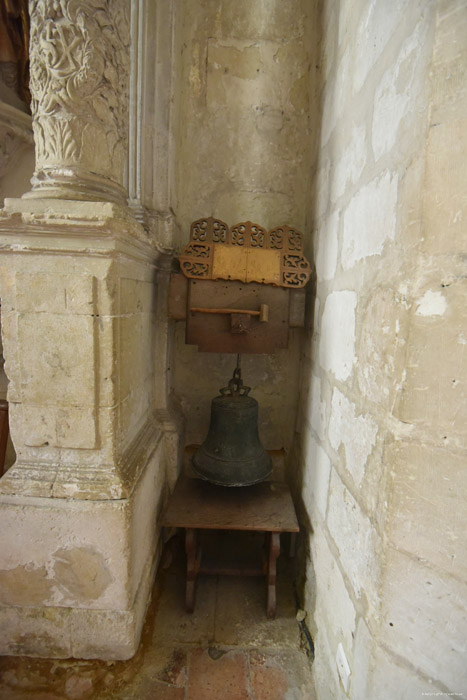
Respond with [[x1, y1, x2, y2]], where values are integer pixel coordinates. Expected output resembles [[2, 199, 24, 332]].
[[0, 198, 181, 658]]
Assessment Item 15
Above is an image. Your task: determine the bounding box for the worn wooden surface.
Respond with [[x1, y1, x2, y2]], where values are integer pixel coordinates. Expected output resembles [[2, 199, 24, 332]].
[[161, 476, 299, 533], [186, 279, 289, 353], [168, 273, 188, 320]]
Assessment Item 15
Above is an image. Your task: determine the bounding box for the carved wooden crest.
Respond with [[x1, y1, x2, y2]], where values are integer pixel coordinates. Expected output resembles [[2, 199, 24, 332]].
[[179, 217, 311, 288]]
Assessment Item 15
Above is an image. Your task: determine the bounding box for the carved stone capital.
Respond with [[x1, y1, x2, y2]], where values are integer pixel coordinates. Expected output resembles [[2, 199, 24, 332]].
[[26, 0, 130, 203]]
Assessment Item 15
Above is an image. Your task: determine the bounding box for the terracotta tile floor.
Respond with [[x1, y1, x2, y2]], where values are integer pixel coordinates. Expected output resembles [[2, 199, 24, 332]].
[[0, 532, 315, 699]]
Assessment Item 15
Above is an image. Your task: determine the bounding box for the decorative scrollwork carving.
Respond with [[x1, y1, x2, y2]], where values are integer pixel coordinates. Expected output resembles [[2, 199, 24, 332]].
[[283, 254, 309, 270], [283, 271, 309, 287], [229, 221, 267, 247], [231, 224, 246, 246], [182, 243, 211, 258], [180, 260, 210, 278], [212, 219, 227, 243], [191, 219, 208, 241], [180, 217, 311, 288], [269, 225, 303, 252], [190, 216, 228, 243], [251, 225, 265, 247], [287, 229, 303, 251], [269, 228, 284, 249]]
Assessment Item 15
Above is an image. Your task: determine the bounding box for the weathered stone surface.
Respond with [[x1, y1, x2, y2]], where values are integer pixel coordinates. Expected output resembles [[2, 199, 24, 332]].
[[327, 470, 380, 609], [381, 548, 467, 690], [302, 436, 331, 520], [386, 441, 467, 581], [328, 389, 378, 487], [319, 291, 357, 381], [315, 210, 339, 282], [27, 0, 131, 202], [17, 312, 95, 406], [342, 171, 398, 270], [371, 18, 430, 161], [352, 0, 411, 94], [309, 528, 356, 654]]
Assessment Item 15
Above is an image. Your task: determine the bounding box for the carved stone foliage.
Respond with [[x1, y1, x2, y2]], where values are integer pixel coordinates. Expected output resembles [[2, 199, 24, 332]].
[[28, 0, 130, 197]]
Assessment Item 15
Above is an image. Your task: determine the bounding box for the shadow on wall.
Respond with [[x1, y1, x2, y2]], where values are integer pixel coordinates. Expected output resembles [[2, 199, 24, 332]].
[[0, 302, 15, 475], [287, 0, 328, 644]]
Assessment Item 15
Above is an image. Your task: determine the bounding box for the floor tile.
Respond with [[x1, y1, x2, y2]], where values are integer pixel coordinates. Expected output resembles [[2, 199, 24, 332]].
[[186, 648, 250, 700]]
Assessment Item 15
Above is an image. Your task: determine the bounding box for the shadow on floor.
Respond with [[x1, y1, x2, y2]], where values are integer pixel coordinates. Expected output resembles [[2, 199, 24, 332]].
[[0, 531, 315, 699]]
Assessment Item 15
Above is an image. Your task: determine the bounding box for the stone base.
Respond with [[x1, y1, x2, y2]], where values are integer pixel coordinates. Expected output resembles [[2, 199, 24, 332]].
[[0, 423, 177, 660], [0, 550, 157, 661]]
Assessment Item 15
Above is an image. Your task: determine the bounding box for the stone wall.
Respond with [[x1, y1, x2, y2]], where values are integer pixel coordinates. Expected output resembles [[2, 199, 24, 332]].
[[296, 1, 467, 697], [170, 0, 314, 453]]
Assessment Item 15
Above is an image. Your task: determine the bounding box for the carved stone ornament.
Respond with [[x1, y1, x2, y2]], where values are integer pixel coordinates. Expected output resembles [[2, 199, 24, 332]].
[[179, 217, 312, 288], [25, 0, 130, 202]]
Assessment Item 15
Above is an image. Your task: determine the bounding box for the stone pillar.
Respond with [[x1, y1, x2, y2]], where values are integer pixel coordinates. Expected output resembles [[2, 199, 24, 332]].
[[25, 0, 130, 203], [0, 0, 182, 660]]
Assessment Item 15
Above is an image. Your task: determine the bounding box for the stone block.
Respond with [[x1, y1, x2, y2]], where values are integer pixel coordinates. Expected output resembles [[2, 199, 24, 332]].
[[55, 407, 96, 449], [327, 470, 380, 608], [366, 644, 449, 700], [312, 620, 348, 700], [15, 273, 94, 315], [0, 497, 129, 610], [328, 388, 378, 487], [119, 313, 153, 402], [356, 286, 409, 408], [431, 1, 467, 124], [371, 17, 429, 161], [386, 441, 467, 581], [331, 123, 366, 201], [17, 312, 95, 406], [350, 618, 373, 700], [96, 315, 118, 407], [381, 548, 467, 690], [302, 434, 331, 520], [309, 528, 356, 654], [0, 309, 21, 402], [315, 210, 339, 282], [308, 373, 327, 443], [21, 404, 56, 447], [342, 171, 398, 270], [120, 278, 155, 315], [423, 119, 467, 255], [395, 276, 467, 445], [0, 604, 72, 658], [319, 290, 357, 381], [352, 0, 411, 94]]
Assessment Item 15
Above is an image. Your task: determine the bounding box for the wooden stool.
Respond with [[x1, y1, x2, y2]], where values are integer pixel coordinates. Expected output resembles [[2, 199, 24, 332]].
[[161, 477, 299, 618]]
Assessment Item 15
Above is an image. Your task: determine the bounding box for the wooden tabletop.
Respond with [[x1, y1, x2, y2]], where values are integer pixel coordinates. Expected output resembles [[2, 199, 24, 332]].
[[161, 477, 299, 533]]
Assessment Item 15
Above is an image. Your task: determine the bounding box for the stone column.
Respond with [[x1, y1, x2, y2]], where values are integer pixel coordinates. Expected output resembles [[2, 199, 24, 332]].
[[25, 0, 130, 203], [0, 0, 182, 660]]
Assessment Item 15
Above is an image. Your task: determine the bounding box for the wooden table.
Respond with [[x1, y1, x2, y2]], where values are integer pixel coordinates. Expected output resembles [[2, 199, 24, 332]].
[[161, 477, 299, 618]]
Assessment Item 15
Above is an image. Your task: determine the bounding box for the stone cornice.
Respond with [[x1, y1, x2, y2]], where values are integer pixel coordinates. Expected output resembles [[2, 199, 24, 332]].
[[0, 198, 173, 268]]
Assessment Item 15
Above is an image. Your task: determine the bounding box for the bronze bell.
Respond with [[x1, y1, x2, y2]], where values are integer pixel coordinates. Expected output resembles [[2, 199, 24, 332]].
[[192, 366, 272, 487]]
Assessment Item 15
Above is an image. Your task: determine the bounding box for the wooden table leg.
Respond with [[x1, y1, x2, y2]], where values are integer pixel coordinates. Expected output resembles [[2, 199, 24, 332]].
[[266, 532, 280, 618], [185, 528, 199, 613]]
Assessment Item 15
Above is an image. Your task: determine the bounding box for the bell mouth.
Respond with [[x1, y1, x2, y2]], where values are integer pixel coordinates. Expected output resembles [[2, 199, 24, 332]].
[[192, 450, 272, 487]]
